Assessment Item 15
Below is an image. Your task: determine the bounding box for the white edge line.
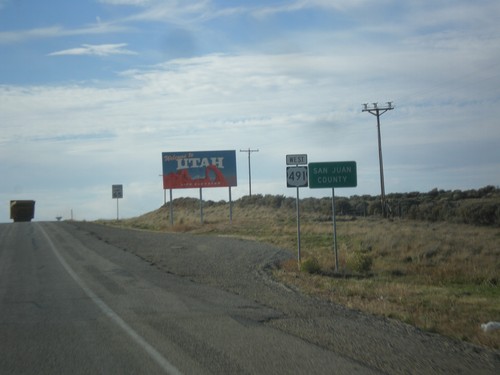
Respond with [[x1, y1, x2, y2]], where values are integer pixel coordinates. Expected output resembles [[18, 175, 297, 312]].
[[37, 223, 183, 375]]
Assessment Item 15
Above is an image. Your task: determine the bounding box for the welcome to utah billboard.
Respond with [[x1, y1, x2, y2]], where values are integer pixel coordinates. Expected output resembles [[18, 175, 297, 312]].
[[162, 150, 237, 189]]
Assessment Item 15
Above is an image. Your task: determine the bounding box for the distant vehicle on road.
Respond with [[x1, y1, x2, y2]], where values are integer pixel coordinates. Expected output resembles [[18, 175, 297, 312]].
[[10, 200, 35, 222]]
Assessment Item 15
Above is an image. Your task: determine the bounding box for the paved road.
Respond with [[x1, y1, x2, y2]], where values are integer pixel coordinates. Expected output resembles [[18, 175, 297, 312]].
[[0, 222, 379, 374]]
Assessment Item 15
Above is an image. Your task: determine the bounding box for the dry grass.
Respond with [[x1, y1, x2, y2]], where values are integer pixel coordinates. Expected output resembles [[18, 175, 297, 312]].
[[108, 202, 500, 350]]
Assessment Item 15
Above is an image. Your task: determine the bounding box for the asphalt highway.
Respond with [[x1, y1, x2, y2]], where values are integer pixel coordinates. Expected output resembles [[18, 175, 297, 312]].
[[0, 222, 379, 374]]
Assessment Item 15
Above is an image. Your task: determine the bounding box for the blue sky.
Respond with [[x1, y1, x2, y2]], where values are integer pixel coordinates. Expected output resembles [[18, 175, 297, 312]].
[[1, 0, 499, 222]]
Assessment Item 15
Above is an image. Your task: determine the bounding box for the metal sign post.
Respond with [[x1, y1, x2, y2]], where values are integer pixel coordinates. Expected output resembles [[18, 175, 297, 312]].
[[331, 188, 338, 272], [296, 186, 302, 264], [286, 155, 308, 265]]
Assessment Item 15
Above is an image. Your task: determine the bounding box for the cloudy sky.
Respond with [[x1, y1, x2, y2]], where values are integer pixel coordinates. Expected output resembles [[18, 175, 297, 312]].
[[1, 0, 499, 222]]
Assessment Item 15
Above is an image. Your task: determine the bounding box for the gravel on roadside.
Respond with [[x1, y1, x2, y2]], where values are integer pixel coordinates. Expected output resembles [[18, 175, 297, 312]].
[[69, 221, 500, 375]]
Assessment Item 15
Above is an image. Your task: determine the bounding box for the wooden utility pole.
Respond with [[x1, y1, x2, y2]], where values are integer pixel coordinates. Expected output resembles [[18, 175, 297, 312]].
[[362, 102, 394, 217], [240, 148, 259, 196]]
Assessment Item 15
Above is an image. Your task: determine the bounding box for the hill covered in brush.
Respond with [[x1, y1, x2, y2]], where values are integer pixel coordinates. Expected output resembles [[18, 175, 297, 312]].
[[136, 185, 500, 227]]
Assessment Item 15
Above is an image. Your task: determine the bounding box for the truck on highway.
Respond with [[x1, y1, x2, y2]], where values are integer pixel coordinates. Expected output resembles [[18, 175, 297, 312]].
[[10, 200, 36, 222]]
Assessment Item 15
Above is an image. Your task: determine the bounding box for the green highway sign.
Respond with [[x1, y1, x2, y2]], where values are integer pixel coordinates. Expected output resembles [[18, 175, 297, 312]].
[[308, 161, 357, 188]]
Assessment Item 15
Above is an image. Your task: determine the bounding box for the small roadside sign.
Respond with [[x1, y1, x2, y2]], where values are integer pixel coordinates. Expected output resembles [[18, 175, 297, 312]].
[[112, 184, 123, 199], [286, 154, 308, 165], [287, 166, 308, 188]]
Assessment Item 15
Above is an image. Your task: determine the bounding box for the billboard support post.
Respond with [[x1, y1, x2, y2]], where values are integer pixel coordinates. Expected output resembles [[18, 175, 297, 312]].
[[199, 188, 204, 224], [169, 189, 174, 226], [229, 187, 233, 224]]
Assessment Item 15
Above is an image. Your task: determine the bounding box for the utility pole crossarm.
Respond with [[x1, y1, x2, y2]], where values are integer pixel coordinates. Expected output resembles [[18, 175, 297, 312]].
[[362, 102, 394, 115]]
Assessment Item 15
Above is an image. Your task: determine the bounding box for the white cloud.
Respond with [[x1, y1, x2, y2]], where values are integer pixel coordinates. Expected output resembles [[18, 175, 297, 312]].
[[2, 48, 499, 171], [0, 26, 64, 44], [116, 0, 212, 24], [250, 0, 370, 18], [48, 43, 137, 57], [0, 23, 130, 44], [98, 0, 151, 5]]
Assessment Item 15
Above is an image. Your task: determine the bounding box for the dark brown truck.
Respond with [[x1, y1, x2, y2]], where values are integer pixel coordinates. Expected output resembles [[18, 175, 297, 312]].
[[10, 200, 36, 222]]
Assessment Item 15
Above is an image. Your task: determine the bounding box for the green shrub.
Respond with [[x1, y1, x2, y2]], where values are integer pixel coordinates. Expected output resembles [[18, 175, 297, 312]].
[[300, 257, 321, 274], [347, 250, 373, 274], [458, 200, 500, 226]]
